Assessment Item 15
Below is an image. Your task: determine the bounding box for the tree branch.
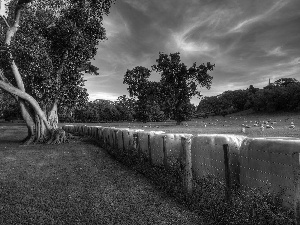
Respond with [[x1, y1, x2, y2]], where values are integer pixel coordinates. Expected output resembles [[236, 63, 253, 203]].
[[4, 1, 34, 93], [0, 80, 51, 130], [0, 15, 10, 27]]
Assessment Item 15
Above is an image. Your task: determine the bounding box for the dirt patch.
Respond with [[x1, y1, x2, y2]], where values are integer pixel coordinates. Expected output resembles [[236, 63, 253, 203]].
[[0, 125, 203, 224]]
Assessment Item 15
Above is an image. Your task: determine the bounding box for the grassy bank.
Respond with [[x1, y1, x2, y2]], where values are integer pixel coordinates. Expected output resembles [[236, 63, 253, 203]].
[[63, 112, 300, 138]]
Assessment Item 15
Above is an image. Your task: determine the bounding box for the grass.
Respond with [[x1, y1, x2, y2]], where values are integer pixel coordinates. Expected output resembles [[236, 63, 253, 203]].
[[0, 124, 204, 224], [64, 111, 300, 138]]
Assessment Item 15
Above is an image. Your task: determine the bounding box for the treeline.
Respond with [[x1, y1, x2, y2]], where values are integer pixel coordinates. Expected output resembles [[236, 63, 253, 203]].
[[69, 96, 136, 123], [197, 78, 300, 116], [66, 95, 196, 123]]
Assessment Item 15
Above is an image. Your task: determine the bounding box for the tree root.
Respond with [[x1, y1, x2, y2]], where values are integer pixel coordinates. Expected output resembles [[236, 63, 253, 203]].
[[22, 135, 36, 145], [21, 128, 72, 145], [46, 128, 68, 144]]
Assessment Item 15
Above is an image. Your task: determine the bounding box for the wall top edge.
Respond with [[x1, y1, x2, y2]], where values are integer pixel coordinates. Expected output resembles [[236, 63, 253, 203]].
[[62, 125, 299, 141]]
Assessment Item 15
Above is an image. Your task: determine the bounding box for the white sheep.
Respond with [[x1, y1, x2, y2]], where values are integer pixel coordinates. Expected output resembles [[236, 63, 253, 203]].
[[266, 125, 274, 129]]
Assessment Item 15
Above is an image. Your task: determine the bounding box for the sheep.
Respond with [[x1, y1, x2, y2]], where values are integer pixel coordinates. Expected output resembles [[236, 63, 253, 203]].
[[289, 122, 295, 129]]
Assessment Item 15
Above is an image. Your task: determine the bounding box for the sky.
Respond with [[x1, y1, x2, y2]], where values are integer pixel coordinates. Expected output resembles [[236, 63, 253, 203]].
[[2, 0, 300, 105], [85, 0, 300, 105]]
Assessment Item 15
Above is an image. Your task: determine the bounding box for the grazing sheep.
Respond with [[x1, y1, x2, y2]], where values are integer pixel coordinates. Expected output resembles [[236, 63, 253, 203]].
[[266, 125, 274, 129]]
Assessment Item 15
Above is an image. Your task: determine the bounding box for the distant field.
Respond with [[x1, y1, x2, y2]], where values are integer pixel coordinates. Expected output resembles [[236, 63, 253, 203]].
[[62, 112, 300, 138]]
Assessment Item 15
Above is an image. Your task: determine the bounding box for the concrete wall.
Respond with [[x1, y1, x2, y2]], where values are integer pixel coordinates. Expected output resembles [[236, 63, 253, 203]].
[[192, 134, 245, 185], [240, 137, 300, 207], [62, 125, 300, 209]]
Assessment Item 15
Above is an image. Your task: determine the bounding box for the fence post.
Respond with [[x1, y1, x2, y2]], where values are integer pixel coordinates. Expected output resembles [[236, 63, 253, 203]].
[[162, 135, 168, 168], [99, 129, 103, 147], [106, 134, 110, 151], [133, 133, 138, 152], [181, 136, 193, 195], [122, 131, 125, 155], [148, 134, 152, 165], [128, 131, 133, 155], [223, 144, 232, 202], [113, 129, 118, 154], [133, 132, 141, 161]]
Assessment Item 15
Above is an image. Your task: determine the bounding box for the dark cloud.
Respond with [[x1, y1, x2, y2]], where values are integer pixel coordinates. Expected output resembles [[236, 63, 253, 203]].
[[85, 0, 300, 105]]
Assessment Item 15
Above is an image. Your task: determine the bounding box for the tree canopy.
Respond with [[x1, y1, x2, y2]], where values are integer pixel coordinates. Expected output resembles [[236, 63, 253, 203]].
[[124, 52, 215, 123], [197, 78, 300, 115], [0, 0, 115, 144]]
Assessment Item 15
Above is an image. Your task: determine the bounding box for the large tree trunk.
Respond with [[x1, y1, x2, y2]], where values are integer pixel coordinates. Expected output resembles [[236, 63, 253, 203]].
[[25, 100, 67, 145], [22, 100, 66, 145], [0, 80, 67, 145]]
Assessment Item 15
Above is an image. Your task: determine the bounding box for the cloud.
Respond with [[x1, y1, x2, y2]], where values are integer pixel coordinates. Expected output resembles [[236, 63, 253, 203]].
[[83, 0, 300, 106], [228, 0, 289, 33], [266, 46, 286, 56], [88, 92, 121, 102], [289, 57, 300, 65], [0, 0, 7, 16], [122, 0, 150, 12]]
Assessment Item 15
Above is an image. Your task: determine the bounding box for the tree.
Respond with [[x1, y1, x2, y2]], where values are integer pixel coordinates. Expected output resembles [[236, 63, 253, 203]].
[[123, 66, 165, 122], [273, 78, 299, 87], [0, 0, 115, 144], [115, 95, 136, 121], [152, 52, 214, 124], [124, 53, 214, 123]]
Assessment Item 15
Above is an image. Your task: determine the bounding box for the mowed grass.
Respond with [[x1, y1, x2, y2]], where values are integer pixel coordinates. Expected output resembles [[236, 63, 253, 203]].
[[65, 112, 300, 138], [0, 124, 203, 224]]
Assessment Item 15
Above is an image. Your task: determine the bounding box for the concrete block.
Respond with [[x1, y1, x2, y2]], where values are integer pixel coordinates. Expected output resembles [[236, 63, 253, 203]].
[[115, 129, 130, 151], [136, 131, 150, 157], [149, 133, 164, 166], [164, 133, 191, 168], [121, 130, 135, 152], [240, 137, 300, 207], [90, 126, 98, 138], [192, 134, 246, 185], [94, 126, 102, 140], [83, 125, 88, 135]]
